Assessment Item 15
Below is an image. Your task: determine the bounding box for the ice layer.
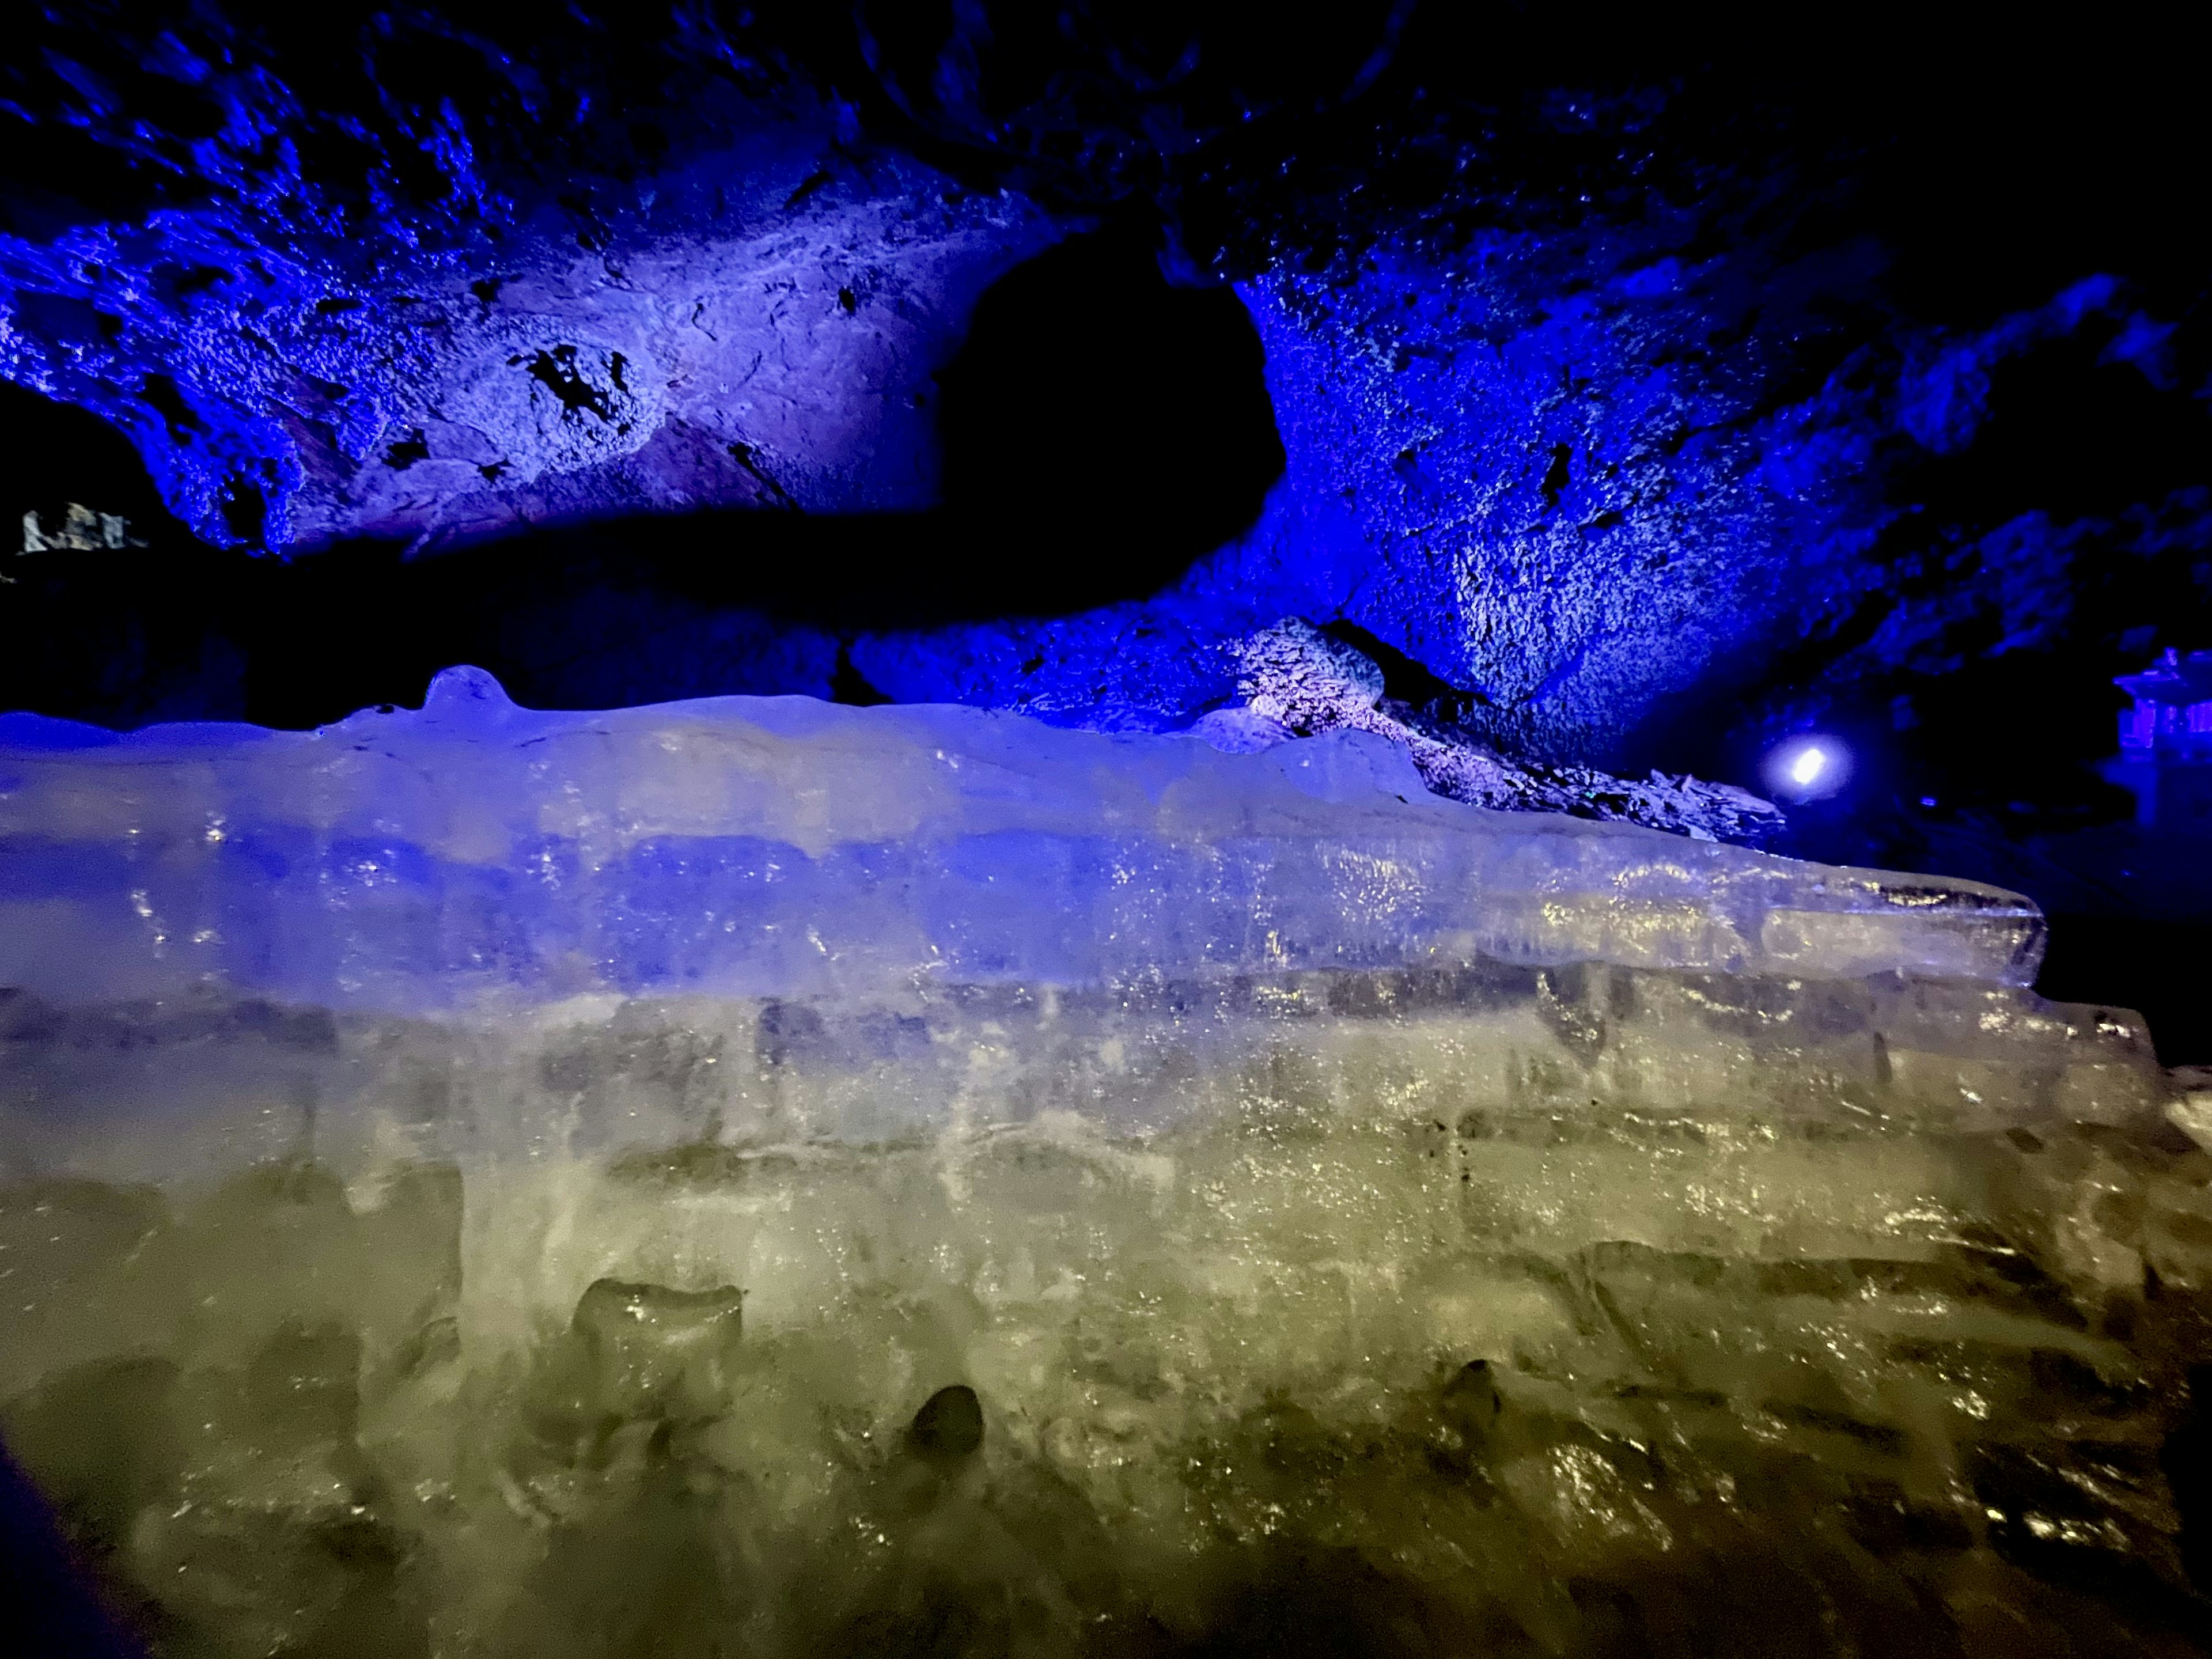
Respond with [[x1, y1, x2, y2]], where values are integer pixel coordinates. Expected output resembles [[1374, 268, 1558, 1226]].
[[1, 672, 2205, 1658], [0, 664, 2043, 1014]]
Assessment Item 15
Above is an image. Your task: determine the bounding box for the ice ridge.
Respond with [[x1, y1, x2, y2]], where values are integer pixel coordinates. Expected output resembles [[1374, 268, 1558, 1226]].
[[0, 666, 2041, 1016]]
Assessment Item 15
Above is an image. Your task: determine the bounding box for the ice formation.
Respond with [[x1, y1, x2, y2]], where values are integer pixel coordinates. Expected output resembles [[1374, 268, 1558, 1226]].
[[2, 674, 2207, 1656]]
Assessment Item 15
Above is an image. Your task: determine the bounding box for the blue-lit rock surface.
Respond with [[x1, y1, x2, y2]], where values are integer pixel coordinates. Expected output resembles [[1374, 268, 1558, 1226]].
[[0, 90, 1056, 553], [8, 5, 2207, 787], [4, 677, 2209, 1656]]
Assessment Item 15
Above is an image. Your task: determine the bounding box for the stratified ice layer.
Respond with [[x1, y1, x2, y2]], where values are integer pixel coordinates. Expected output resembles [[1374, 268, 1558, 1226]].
[[0, 665, 2044, 1013], [1, 673, 2206, 1657]]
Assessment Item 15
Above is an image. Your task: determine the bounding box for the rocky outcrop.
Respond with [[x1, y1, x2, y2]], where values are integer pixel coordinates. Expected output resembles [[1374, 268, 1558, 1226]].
[[2, 4, 2206, 827], [1221, 619, 1783, 842], [0, 93, 1056, 552]]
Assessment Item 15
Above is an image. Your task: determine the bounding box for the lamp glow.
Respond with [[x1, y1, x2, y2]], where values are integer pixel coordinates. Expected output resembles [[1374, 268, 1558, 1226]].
[[1763, 734, 1852, 802]]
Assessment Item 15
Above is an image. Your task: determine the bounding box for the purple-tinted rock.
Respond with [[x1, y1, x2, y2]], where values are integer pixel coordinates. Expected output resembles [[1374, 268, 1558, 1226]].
[[0, 96, 1058, 552], [2, 3, 2207, 824]]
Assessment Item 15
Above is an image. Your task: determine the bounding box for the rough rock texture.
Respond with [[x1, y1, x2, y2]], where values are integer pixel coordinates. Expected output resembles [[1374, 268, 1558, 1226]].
[[849, 208, 2206, 774], [0, 75, 1056, 551], [2, 4, 2208, 804], [1223, 620, 1783, 842]]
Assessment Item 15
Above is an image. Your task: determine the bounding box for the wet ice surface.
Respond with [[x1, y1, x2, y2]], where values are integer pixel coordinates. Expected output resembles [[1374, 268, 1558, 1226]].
[[0, 665, 2044, 1012], [1, 679, 2207, 1656]]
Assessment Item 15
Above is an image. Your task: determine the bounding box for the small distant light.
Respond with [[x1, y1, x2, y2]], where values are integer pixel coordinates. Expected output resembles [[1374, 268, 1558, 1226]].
[[1919, 796, 1937, 808], [1763, 734, 1853, 802]]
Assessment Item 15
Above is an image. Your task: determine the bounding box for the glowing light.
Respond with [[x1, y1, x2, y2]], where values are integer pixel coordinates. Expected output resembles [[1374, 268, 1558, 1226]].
[[1763, 734, 1853, 802]]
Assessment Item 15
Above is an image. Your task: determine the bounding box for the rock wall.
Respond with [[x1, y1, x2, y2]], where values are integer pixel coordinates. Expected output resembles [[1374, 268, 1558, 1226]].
[[3, 5, 2207, 796]]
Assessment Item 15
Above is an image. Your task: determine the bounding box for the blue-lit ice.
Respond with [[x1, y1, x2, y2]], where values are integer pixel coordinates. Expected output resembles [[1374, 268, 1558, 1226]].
[[0, 664, 2031, 1016], [1, 673, 2202, 1659]]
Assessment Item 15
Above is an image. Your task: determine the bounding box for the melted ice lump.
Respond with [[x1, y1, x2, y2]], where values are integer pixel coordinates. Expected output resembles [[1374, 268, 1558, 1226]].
[[2, 672, 2207, 1657]]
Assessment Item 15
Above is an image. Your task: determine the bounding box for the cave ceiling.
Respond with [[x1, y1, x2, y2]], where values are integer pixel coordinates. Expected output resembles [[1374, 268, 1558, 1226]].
[[1, 3, 2205, 815]]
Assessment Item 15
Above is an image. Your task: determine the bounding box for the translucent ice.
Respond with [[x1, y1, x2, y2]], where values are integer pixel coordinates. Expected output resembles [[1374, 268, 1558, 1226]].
[[1, 673, 2205, 1657], [0, 664, 2041, 1016]]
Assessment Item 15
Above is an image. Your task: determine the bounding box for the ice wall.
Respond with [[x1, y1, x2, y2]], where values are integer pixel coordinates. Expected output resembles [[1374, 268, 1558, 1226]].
[[0, 666, 2042, 1021], [0, 665, 2158, 1190], [2, 678, 2204, 1658]]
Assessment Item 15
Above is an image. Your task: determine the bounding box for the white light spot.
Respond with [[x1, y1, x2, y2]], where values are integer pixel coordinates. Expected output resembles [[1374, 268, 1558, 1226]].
[[1763, 733, 1853, 802]]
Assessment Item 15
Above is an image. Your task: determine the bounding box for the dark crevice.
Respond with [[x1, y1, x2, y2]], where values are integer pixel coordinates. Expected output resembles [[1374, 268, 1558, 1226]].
[[828, 645, 891, 707], [383, 429, 430, 471], [217, 479, 265, 547], [726, 443, 800, 512], [933, 225, 1285, 590], [1539, 441, 1572, 513], [512, 346, 620, 425], [137, 374, 199, 438], [1316, 620, 1486, 719]]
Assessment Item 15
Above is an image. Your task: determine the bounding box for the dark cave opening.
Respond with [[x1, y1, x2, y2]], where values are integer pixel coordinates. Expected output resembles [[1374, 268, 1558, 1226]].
[[933, 226, 1286, 577], [0, 226, 1286, 729]]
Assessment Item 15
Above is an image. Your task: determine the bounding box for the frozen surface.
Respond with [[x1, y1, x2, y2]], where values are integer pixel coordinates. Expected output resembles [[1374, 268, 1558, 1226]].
[[1, 679, 2206, 1657], [0, 666, 2041, 1019]]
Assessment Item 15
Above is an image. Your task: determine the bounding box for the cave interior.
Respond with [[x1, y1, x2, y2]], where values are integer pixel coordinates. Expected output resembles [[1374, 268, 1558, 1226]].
[[2, 5, 2210, 1653]]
